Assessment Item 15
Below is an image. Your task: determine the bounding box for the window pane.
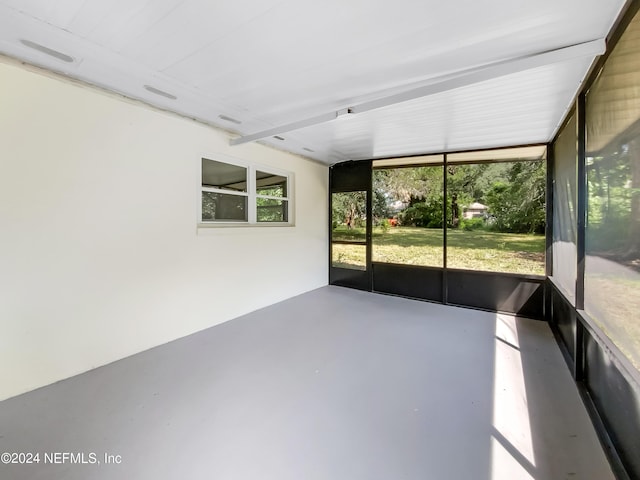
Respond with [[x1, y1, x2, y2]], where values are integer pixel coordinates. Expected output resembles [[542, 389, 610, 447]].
[[257, 198, 288, 222], [332, 192, 367, 243], [446, 161, 546, 275], [552, 114, 578, 302], [202, 158, 247, 192], [372, 165, 443, 267], [256, 171, 287, 197], [202, 192, 247, 221], [332, 243, 366, 270], [585, 9, 640, 371]]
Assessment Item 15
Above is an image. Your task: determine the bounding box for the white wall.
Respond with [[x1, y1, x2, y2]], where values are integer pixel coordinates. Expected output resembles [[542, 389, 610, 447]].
[[0, 59, 328, 401]]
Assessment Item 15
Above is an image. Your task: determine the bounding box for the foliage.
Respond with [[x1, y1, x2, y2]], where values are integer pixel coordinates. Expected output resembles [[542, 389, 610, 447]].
[[331, 189, 389, 230], [332, 191, 366, 229], [338, 160, 547, 235], [447, 161, 545, 233], [202, 193, 216, 220], [256, 197, 286, 222], [373, 189, 390, 221], [256, 185, 285, 197], [378, 218, 391, 233], [486, 161, 545, 233], [372, 161, 546, 233], [202, 192, 245, 220], [373, 167, 442, 204], [446, 163, 508, 204], [399, 196, 448, 228], [460, 217, 485, 231], [374, 167, 446, 228], [586, 139, 640, 260]]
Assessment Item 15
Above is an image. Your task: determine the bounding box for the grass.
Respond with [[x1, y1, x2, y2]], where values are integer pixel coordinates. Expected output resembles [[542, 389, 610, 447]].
[[585, 274, 640, 371], [332, 243, 366, 270], [332, 225, 545, 275], [332, 225, 640, 372]]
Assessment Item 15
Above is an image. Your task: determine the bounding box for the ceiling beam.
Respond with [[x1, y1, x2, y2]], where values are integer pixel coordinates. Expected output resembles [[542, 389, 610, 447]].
[[230, 39, 605, 146]]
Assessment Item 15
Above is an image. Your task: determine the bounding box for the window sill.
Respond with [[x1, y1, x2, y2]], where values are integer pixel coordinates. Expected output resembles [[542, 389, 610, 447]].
[[197, 222, 295, 230]]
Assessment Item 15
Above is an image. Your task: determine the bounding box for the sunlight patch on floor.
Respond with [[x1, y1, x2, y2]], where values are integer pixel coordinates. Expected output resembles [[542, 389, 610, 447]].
[[491, 314, 536, 479]]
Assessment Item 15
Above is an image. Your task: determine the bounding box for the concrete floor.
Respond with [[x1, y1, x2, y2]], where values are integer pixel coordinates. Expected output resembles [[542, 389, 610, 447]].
[[0, 286, 614, 480]]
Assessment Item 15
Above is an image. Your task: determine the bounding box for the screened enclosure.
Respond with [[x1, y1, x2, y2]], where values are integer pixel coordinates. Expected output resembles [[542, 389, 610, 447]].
[[330, 145, 547, 318], [548, 6, 640, 479], [330, 5, 640, 478]]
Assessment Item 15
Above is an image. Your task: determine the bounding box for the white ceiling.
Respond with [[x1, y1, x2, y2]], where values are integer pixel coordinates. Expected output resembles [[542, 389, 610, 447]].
[[0, 0, 626, 164]]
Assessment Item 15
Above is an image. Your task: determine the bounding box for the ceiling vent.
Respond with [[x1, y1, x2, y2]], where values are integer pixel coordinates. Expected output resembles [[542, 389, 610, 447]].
[[218, 114, 242, 125], [143, 85, 177, 100], [20, 40, 74, 63]]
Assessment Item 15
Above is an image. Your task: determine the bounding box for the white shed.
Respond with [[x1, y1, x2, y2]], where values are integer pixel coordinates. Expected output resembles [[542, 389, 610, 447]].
[[464, 202, 489, 219]]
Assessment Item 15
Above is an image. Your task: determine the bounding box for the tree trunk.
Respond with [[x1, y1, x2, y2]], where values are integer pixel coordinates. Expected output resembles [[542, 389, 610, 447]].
[[451, 194, 459, 228]]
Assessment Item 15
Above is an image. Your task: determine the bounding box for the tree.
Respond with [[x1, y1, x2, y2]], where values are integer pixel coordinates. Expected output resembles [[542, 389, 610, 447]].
[[586, 137, 640, 260], [372, 161, 546, 233], [400, 195, 448, 227], [483, 161, 546, 233], [372, 189, 390, 223], [332, 191, 366, 229], [373, 166, 443, 227], [373, 166, 442, 204]]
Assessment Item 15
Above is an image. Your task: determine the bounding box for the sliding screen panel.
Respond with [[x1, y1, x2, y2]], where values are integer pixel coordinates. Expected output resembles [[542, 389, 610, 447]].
[[552, 114, 578, 303], [330, 161, 372, 291], [585, 8, 640, 372]]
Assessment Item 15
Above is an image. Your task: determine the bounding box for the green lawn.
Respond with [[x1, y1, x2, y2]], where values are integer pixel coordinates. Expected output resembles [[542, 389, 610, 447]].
[[332, 226, 545, 275]]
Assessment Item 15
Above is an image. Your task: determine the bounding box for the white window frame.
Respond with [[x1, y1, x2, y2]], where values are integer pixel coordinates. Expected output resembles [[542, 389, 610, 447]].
[[199, 154, 294, 227]]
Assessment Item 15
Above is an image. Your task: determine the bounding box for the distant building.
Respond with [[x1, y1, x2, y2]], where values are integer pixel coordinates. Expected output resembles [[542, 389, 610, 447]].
[[463, 202, 488, 219]]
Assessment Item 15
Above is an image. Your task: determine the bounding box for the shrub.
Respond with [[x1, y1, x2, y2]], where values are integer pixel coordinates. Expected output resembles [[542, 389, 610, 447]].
[[400, 198, 444, 227], [460, 217, 485, 231]]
